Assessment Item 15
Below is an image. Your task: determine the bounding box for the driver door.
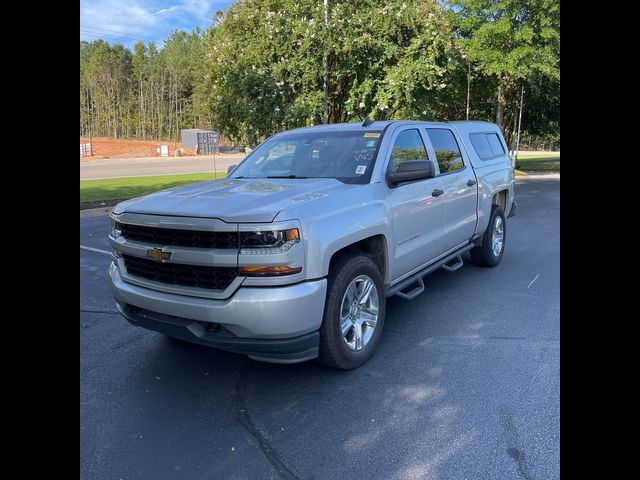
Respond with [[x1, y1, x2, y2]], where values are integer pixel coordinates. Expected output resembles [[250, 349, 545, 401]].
[[385, 127, 447, 281]]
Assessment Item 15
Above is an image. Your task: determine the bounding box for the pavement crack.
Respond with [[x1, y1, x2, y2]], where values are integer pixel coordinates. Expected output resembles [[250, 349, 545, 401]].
[[500, 408, 534, 480], [232, 359, 301, 480]]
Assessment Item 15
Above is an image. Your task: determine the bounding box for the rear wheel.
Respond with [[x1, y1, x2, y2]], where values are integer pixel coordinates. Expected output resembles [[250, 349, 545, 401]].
[[470, 205, 506, 267], [318, 255, 385, 369]]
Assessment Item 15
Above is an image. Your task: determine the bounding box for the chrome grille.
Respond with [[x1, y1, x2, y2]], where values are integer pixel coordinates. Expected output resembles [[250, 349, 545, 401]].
[[122, 255, 238, 291], [117, 222, 237, 249]]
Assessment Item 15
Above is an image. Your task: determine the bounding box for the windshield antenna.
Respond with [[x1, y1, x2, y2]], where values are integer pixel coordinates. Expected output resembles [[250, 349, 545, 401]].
[[362, 116, 374, 127]]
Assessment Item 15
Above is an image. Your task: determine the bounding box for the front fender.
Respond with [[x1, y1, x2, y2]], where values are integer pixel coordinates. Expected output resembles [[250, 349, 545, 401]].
[[274, 185, 392, 282]]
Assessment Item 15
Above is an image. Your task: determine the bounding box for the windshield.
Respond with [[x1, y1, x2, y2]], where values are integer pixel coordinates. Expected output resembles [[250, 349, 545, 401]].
[[230, 130, 384, 184]]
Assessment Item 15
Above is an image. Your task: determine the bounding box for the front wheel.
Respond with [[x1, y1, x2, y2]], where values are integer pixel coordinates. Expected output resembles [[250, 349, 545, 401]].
[[470, 205, 506, 267], [318, 255, 386, 369]]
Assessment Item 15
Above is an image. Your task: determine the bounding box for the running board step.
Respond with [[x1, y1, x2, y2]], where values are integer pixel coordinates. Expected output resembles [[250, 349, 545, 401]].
[[441, 255, 464, 272], [394, 277, 425, 300], [386, 243, 475, 300]]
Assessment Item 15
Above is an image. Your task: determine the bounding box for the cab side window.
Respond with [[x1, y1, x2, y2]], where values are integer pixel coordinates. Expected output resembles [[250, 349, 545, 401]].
[[388, 129, 429, 171], [486, 133, 506, 157], [426, 128, 464, 174], [470, 132, 507, 160]]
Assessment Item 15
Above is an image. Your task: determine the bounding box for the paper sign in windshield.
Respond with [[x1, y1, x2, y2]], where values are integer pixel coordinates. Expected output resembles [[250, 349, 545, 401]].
[[355, 165, 367, 175]]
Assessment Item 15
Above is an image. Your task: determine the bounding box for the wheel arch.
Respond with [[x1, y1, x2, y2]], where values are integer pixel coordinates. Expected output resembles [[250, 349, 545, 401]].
[[327, 235, 389, 285]]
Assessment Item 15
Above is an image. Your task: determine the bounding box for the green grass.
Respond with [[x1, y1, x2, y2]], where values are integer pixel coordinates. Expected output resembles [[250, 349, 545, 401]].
[[515, 154, 560, 172], [80, 172, 226, 204]]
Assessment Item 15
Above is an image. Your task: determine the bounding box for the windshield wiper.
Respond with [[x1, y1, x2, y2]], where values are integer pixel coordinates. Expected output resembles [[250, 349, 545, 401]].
[[266, 175, 309, 179]]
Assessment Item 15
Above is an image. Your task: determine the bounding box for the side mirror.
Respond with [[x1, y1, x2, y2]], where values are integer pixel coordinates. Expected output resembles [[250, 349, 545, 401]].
[[227, 164, 237, 175], [387, 160, 435, 185]]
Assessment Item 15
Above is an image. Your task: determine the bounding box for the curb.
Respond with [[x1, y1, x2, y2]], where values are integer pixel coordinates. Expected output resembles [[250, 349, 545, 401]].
[[516, 172, 560, 180], [80, 207, 112, 218]]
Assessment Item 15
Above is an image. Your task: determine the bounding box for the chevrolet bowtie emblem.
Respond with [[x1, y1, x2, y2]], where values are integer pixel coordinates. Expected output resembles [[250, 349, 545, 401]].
[[146, 248, 172, 262]]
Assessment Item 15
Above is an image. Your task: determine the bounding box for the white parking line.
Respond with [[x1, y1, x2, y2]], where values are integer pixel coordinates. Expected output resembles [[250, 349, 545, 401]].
[[528, 274, 540, 289], [80, 245, 112, 256]]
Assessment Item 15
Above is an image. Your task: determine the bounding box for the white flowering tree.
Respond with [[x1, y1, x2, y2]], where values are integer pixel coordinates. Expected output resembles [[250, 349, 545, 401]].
[[206, 0, 462, 145]]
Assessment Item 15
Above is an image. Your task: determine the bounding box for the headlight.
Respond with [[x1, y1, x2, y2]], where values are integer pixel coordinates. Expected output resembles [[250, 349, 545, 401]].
[[239, 228, 300, 254]]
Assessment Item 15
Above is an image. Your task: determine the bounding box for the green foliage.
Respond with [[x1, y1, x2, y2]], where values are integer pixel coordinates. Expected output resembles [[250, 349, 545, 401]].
[[452, 0, 559, 80], [519, 71, 559, 139], [79, 0, 559, 147], [206, 0, 323, 145], [207, 0, 468, 145], [80, 40, 133, 138], [390, 146, 429, 168], [434, 149, 463, 173], [448, 0, 559, 137], [80, 29, 210, 140]]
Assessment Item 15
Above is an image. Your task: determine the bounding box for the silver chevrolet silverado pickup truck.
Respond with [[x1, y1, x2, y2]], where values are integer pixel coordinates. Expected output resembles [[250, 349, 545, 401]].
[[109, 120, 516, 369]]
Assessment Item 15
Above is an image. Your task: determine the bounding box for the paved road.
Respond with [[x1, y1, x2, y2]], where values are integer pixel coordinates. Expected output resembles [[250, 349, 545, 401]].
[[80, 154, 246, 180], [80, 151, 559, 181], [80, 177, 559, 480]]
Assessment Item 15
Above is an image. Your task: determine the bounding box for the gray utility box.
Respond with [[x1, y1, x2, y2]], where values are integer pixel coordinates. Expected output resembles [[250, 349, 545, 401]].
[[181, 129, 220, 155]]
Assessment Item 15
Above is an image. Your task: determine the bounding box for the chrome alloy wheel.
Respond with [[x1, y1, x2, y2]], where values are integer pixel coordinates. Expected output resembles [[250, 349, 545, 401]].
[[492, 216, 504, 257], [340, 275, 379, 351]]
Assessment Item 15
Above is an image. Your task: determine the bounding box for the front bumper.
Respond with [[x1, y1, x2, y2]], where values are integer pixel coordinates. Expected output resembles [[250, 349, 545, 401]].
[[117, 303, 319, 364], [109, 263, 327, 362]]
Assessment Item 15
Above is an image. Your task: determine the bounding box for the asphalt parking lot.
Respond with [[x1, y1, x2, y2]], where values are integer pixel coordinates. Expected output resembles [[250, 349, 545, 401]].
[[80, 176, 559, 480]]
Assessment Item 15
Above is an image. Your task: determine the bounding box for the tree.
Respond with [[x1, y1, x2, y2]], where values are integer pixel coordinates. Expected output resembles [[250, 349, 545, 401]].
[[79, 1, 559, 148], [80, 40, 133, 138], [206, 0, 461, 145], [80, 30, 208, 140], [449, 0, 560, 136]]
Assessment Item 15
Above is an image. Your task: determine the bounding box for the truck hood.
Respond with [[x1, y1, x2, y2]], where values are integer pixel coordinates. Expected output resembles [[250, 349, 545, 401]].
[[114, 177, 351, 223]]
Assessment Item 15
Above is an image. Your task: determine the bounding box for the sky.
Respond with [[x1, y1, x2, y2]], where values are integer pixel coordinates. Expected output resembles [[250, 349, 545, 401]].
[[80, 0, 234, 49]]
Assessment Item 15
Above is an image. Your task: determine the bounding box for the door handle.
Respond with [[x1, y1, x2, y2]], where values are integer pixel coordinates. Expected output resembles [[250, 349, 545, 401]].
[[467, 179, 477, 186], [432, 188, 444, 197]]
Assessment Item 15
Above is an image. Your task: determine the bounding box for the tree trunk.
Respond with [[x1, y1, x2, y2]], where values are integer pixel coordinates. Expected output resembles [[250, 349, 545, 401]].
[[495, 74, 509, 133], [127, 85, 132, 138], [139, 75, 144, 139], [175, 79, 179, 142], [168, 76, 173, 140], [160, 74, 165, 138]]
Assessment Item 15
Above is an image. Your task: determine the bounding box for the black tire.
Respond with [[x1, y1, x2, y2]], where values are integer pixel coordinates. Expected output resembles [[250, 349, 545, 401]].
[[470, 205, 506, 267], [318, 255, 386, 370]]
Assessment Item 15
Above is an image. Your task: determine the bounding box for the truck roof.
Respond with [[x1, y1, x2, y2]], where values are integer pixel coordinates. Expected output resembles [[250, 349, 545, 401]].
[[276, 119, 498, 136]]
